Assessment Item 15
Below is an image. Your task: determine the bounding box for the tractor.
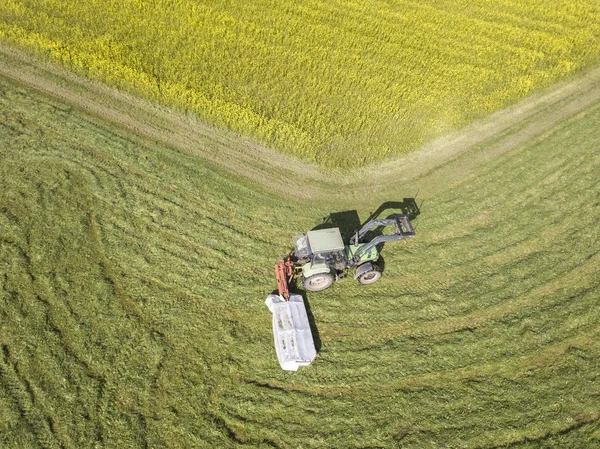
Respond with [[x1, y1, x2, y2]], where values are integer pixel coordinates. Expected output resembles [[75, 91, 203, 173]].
[[275, 214, 415, 297]]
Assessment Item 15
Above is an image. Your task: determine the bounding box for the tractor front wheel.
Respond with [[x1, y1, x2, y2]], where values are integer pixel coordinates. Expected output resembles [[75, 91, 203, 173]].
[[302, 273, 334, 292], [358, 270, 381, 285]]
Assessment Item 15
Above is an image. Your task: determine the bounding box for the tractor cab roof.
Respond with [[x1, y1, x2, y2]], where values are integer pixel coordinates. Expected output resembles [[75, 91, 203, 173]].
[[306, 228, 345, 253]]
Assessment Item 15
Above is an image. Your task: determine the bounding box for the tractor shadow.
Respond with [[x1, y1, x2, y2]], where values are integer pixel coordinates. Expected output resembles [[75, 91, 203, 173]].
[[300, 291, 322, 352], [363, 198, 421, 222], [311, 209, 362, 240], [313, 198, 420, 235]]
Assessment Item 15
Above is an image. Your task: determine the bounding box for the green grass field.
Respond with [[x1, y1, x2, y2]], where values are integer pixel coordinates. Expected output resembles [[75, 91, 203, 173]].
[[1, 0, 599, 166], [1, 53, 600, 449]]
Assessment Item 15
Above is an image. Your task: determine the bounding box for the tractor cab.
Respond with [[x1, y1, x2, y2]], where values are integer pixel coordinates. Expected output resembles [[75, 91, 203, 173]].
[[294, 228, 346, 269]]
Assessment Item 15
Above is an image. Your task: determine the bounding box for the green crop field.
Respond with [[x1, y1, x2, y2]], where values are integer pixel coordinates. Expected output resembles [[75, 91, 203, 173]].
[[0, 0, 599, 166], [1, 41, 600, 449]]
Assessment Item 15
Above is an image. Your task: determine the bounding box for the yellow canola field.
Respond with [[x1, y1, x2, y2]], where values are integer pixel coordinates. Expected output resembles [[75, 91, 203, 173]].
[[1, 0, 599, 167]]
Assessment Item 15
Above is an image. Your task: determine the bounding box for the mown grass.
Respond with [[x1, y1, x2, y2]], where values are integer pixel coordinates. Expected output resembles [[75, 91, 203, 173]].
[[1, 74, 600, 448], [0, 0, 599, 167]]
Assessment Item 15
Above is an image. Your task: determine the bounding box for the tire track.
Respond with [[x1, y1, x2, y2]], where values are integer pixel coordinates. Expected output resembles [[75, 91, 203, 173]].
[[0, 345, 64, 449]]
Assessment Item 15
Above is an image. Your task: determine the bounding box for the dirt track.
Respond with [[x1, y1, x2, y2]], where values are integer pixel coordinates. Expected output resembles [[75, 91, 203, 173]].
[[1, 42, 599, 200], [0, 43, 327, 199], [354, 63, 600, 197]]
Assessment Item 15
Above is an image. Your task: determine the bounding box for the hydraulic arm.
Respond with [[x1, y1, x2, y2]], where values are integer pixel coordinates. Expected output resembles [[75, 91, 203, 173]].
[[348, 214, 415, 264]]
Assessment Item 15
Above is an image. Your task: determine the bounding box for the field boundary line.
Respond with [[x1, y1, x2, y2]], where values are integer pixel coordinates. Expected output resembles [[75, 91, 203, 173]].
[[0, 42, 328, 198], [1, 42, 599, 200], [354, 64, 600, 193]]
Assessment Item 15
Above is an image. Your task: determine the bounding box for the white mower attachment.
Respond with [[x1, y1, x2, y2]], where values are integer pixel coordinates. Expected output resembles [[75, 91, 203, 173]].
[[265, 294, 317, 371]]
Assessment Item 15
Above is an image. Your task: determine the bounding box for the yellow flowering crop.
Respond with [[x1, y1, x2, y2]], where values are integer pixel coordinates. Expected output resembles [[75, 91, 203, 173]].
[[1, 0, 598, 167]]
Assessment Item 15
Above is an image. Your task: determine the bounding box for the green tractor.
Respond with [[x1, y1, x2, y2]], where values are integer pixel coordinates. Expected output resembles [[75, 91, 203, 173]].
[[275, 214, 415, 296]]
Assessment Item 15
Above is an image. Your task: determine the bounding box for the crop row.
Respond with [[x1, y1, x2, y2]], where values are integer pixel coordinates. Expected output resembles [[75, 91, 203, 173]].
[[1, 0, 599, 167]]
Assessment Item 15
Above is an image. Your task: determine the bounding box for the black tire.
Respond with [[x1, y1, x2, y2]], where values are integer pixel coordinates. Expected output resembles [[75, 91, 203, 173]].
[[302, 273, 334, 292], [357, 269, 381, 285]]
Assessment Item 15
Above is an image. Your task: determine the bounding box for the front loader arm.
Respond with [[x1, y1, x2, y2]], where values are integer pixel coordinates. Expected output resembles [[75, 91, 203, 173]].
[[349, 214, 415, 245], [349, 214, 415, 264]]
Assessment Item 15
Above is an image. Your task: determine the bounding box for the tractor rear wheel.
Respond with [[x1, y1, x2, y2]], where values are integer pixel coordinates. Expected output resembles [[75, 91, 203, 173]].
[[358, 269, 381, 285], [302, 273, 334, 292]]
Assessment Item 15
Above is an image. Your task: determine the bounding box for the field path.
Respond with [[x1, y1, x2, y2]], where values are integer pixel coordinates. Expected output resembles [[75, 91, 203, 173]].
[[0, 43, 327, 199], [1, 42, 599, 200], [354, 64, 600, 197]]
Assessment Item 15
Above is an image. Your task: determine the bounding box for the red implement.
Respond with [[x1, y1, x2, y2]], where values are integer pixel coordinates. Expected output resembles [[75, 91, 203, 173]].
[[275, 255, 295, 301]]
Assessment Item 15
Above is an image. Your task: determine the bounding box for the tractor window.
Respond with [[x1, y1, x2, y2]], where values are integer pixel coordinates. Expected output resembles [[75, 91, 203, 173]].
[[313, 252, 327, 263], [314, 250, 346, 270], [331, 249, 346, 265], [293, 235, 311, 260]]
